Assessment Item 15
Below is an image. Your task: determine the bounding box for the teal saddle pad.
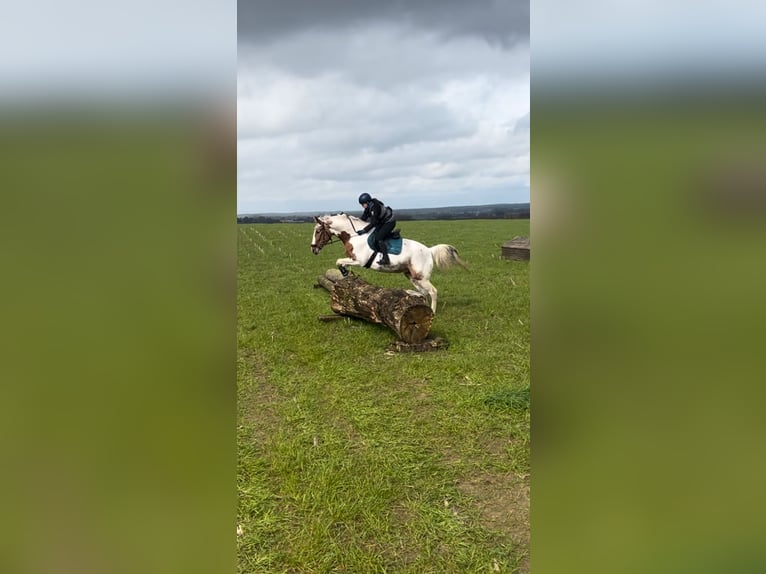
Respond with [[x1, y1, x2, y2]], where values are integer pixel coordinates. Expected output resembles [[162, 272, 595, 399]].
[[367, 230, 403, 255]]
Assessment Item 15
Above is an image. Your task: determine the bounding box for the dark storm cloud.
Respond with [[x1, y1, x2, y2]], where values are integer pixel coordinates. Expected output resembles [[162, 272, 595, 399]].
[[236, 0, 529, 213], [238, 0, 528, 47]]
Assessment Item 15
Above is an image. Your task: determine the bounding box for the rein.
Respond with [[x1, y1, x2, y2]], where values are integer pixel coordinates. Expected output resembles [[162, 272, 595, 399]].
[[345, 213, 359, 233]]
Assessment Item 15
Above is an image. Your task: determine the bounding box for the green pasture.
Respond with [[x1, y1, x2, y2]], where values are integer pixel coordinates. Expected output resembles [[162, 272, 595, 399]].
[[237, 219, 530, 573]]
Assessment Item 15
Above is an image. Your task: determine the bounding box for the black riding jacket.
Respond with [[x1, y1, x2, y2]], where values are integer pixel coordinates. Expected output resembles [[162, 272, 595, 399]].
[[360, 198, 393, 233]]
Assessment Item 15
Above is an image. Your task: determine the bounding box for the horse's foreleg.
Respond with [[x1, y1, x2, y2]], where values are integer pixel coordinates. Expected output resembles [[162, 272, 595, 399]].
[[336, 257, 357, 266], [336, 257, 358, 277]]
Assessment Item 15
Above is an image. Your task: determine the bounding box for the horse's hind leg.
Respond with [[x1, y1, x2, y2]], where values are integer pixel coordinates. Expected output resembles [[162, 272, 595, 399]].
[[403, 272, 419, 296], [411, 277, 438, 313]]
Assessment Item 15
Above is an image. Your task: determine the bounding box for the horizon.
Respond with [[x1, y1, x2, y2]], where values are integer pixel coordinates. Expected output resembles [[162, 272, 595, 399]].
[[237, 201, 530, 218]]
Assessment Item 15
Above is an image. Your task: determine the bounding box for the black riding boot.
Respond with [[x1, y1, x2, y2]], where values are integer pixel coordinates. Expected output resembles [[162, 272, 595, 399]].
[[377, 241, 390, 265]]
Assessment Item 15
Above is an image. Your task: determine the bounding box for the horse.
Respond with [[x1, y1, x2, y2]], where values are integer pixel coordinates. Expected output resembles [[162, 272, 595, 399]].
[[310, 213, 466, 313]]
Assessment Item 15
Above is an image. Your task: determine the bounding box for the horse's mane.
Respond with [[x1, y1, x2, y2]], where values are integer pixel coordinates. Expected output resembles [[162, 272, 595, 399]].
[[320, 212, 364, 222]]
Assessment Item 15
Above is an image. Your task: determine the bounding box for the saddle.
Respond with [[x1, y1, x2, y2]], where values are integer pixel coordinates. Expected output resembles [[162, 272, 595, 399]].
[[366, 229, 402, 254], [364, 229, 403, 268]]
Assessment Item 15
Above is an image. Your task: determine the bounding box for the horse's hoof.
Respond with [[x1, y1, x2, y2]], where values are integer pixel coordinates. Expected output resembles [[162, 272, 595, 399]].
[[338, 265, 349, 277]]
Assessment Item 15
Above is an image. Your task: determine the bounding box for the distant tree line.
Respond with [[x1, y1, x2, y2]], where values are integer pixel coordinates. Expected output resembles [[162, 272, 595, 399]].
[[237, 216, 299, 224], [237, 203, 529, 224]]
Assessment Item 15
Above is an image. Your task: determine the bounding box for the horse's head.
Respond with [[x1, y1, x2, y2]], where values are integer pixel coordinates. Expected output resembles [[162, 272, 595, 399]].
[[311, 213, 362, 254], [310, 216, 334, 255]]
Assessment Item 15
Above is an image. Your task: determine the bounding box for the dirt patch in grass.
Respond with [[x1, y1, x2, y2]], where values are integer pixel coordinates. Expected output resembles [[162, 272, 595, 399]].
[[480, 434, 514, 459], [242, 383, 282, 443], [458, 471, 530, 573], [238, 352, 283, 444], [381, 503, 426, 568], [402, 378, 434, 412]]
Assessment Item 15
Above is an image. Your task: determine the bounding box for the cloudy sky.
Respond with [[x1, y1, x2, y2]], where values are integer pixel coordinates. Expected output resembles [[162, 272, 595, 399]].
[[0, 0, 233, 101], [533, 0, 766, 87], [237, 0, 529, 214]]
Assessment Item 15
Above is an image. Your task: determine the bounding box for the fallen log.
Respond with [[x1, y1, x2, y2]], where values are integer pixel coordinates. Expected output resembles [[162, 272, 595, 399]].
[[316, 270, 434, 344], [315, 275, 337, 292]]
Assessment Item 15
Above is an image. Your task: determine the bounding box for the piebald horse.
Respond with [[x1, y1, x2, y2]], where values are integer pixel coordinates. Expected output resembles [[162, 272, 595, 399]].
[[310, 213, 466, 313]]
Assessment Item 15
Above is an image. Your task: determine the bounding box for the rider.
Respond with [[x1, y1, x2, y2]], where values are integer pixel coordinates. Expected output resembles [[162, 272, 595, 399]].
[[357, 193, 396, 265]]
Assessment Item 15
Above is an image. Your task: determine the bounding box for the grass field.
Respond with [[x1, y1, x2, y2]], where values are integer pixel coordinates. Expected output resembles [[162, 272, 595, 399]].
[[237, 218, 530, 573]]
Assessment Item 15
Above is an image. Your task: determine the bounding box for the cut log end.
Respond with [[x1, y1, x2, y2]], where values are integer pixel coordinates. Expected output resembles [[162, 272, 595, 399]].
[[398, 305, 434, 344], [325, 268, 344, 282]]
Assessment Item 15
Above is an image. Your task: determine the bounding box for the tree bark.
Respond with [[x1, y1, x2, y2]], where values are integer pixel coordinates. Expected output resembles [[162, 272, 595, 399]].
[[316, 270, 433, 344]]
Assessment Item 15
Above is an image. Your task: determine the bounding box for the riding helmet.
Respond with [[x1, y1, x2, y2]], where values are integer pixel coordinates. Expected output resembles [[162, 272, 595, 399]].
[[358, 193, 372, 204]]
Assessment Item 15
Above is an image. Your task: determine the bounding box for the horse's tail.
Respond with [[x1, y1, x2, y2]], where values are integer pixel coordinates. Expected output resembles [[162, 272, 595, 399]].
[[429, 244, 468, 270]]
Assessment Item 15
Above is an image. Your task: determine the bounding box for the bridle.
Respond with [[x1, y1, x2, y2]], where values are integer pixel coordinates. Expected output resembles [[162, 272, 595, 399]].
[[311, 214, 360, 253], [311, 220, 337, 252]]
